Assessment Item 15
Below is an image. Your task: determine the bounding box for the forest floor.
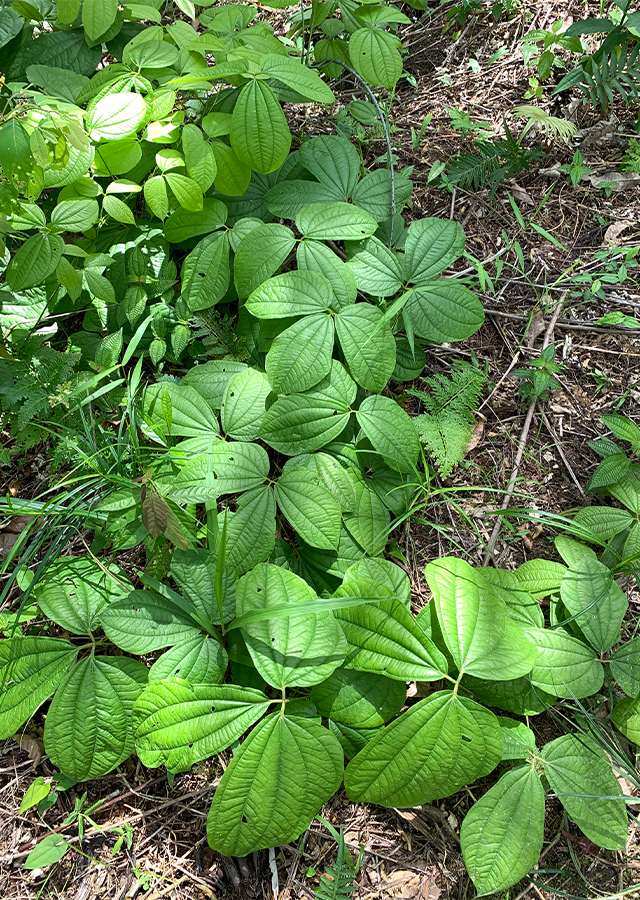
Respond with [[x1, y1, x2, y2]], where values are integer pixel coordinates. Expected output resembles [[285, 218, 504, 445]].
[[2, 1, 640, 898]]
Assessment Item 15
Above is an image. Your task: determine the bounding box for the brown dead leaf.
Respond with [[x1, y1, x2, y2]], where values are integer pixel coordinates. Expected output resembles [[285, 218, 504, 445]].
[[465, 419, 484, 454], [0, 532, 19, 560], [603, 220, 633, 246], [2, 516, 32, 534], [510, 182, 534, 205], [382, 870, 419, 898], [13, 734, 43, 769], [420, 878, 441, 900], [525, 310, 545, 347], [381, 870, 441, 899], [589, 171, 640, 191]]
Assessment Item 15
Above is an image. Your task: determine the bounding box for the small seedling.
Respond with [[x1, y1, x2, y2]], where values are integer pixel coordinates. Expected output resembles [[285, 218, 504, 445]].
[[558, 150, 592, 185], [513, 343, 563, 401]]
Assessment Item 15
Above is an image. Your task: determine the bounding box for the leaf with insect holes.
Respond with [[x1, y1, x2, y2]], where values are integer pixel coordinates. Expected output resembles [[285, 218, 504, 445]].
[[275, 462, 341, 549], [349, 28, 402, 90], [334, 584, 448, 682], [168, 442, 270, 503], [133, 680, 270, 772], [32, 557, 131, 635], [207, 712, 344, 856], [462, 765, 545, 894], [345, 690, 502, 806], [236, 563, 347, 689]]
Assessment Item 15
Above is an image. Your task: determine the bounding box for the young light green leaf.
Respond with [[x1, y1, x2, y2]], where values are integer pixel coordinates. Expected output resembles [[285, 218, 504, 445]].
[[542, 734, 627, 850], [134, 680, 270, 772], [221, 368, 271, 441], [44, 656, 148, 780], [103, 195, 135, 224], [207, 713, 344, 856], [461, 765, 545, 894], [20, 776, 51, 814], [336, 304, 396, 393], [50, 199, 99, 231], [560, 557, 628, 652], [275, 463, 341, 549], [528, 627, 604, 698], [344, 691, 502, 806], [230, 80, 291, 174], [24, 833, 69, 871], [601, 413, 640, 448], [0, 637, 77, 740], [265, 313, 334, 395], [144, 382, 219, 437], [356, 395, 420, 474], [32, 557, 131, 635], [88, 93, 147, 141], [296, 202, 378, 241]]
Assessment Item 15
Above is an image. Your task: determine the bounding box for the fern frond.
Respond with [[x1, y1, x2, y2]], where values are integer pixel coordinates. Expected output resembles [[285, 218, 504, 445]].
[[409, 367, 486, 478], [577, 40, 640, 113], [512, 105, 577, 142], [445, 142, 503, 191], [314, 827, 357, 900]]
